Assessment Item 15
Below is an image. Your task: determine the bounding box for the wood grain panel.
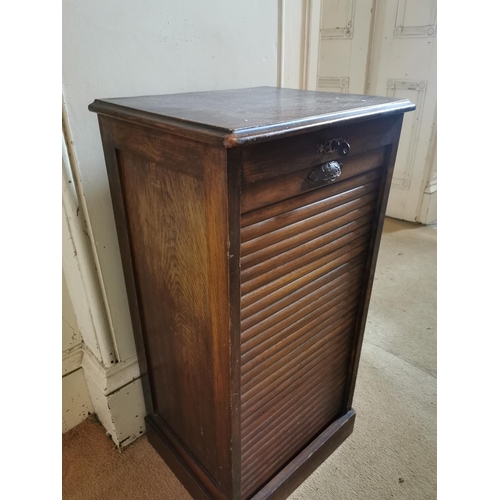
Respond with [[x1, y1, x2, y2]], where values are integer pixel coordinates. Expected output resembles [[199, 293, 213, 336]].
[[118, 150, 218, 479]]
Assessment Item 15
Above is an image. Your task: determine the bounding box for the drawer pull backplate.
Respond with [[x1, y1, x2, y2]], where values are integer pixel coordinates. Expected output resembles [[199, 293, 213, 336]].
[[318, 138, 350, 156]]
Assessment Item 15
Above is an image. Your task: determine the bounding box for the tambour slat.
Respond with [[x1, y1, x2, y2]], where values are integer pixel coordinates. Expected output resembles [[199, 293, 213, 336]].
[[241, 318, 356, 421], [242, 381, 347, 467], [241, 181, 378, 243], [241, 224, 371, 295], [242, 322, 354, 407], [241, 311, 357, 411], [241, 169, 380, 228], [241, 215, 372, 283], [241, 363, 346, 455], [241, 236, 369, 309], [242, 386, 346, 474], [241, 390, 346, 497], [241, 330, 354, 426], [241, 277, 362, 357], [241, 204, 374, 270], [242, 293, 357, 363], [241, 256, 364, 322], [241, 190, 378, 256], [241, 363, 348, 451], [242, 350, 348, 441], [241, 292, 359, 386]]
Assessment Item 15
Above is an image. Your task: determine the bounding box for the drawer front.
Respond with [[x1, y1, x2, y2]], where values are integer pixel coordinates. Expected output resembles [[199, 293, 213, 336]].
[[240, 115, 399, 213], [241, 115, 399, 184], [241, 147, 386, 213], [239, 167, 383, 498]]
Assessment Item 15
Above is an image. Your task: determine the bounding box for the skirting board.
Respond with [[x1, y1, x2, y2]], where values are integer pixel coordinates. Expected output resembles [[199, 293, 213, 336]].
[[82, 347, 147, 448], [62, 345, 84, 377], [61, 343, 147, 447], [62, 368, 94, 432], [418, 190, 437, 225], [146, 409, 356, 499]]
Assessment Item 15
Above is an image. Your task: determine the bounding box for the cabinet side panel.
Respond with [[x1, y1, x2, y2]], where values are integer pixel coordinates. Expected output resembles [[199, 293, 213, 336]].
[[118, 149, 218, 478]]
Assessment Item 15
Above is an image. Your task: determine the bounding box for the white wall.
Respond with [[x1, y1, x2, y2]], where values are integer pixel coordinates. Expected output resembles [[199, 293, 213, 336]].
[[62, 0, 283, 444], [62, 0, 278, 364]]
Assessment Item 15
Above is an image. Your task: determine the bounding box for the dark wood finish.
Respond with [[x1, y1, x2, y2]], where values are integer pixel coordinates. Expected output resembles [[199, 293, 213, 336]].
[[89, 86, 414, 147], [240, 115, 399, 183], [90, 87, 413, 500], [146, 416, 212, 500], [238, 166, 381, 495]]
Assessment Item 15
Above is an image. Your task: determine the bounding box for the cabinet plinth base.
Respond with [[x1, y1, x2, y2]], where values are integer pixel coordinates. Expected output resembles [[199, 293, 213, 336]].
[[146, 410, 356, 500]]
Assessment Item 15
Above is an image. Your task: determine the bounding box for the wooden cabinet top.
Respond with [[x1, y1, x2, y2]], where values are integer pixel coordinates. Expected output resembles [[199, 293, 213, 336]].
[[89, 86, 415, 147]]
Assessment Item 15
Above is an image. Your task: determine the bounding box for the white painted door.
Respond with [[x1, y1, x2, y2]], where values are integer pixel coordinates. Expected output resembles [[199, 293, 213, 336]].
[[317, 0, 437, 223], [317, 0, 374, 95], [367, 0, 436, 222]]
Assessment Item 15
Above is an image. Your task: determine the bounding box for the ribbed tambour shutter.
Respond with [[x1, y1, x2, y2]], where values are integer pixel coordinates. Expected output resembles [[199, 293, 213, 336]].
[[239, 169, 382, 498]]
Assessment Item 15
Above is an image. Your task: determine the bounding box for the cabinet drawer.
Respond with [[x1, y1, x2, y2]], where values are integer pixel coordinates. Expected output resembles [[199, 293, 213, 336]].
[[240, 115, 400, 184], [239, 115, 400, 213], [241, 147, 387, 213]]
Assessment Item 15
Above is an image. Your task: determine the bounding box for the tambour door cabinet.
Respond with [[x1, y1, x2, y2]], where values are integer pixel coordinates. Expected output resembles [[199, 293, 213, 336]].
[[89, 87, 414, 500]]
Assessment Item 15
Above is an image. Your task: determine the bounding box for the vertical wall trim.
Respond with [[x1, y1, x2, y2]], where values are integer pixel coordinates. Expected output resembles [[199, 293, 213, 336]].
[[62, 97, 119, 365], [305, 0, 322, 90], [277, 0, 285, 87], [364, 0, 377, 93], [62, 145, 109, 364], [278, 0, 321, 90], [62, 195, 101, 362], [416, 107, 437, 218], [300, 0, 311, 90]]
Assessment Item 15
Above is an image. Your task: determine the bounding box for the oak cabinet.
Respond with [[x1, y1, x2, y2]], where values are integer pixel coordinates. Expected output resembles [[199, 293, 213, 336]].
[[90, 87, 414, 500]]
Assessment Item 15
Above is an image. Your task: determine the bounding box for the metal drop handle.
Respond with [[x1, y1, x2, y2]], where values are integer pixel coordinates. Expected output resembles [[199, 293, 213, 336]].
[[309, 161, 343, 183]]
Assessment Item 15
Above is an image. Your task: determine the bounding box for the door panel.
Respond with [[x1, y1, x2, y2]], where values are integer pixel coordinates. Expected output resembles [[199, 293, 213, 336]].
[[318, 0, 374, 94], [368, 0, 436, 221], [318, 0, 437, 222], [239, 167, 382, 498]]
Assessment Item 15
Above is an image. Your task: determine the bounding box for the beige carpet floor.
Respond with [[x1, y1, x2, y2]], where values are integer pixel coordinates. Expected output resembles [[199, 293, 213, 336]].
[[62, 217, 437, 500]]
